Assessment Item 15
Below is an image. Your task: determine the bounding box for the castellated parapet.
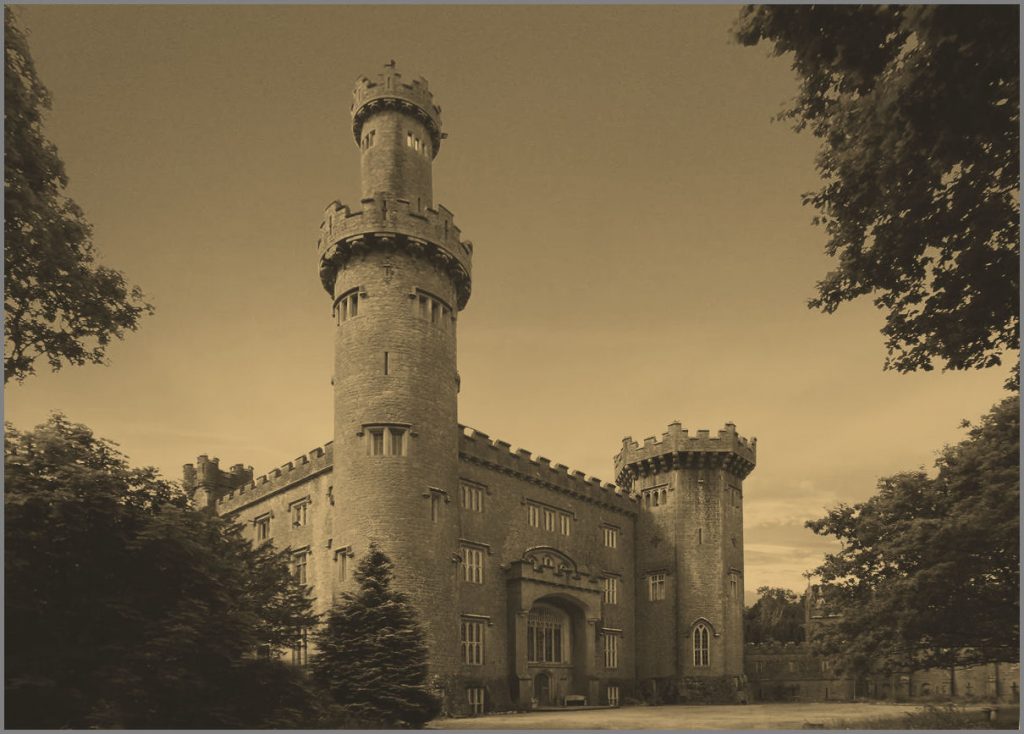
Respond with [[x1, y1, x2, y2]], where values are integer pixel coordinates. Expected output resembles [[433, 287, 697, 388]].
[[317, 196, 473, 307], [213, 442, 333, 515], [614, 420, 757, 488], [182, 455, 253, 511], [351, 63, 442, 156], [459, 425, 636, 516]]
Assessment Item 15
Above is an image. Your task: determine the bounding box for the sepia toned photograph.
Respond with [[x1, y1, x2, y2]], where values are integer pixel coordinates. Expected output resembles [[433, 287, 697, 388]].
[[4, 4, 1019, 730]]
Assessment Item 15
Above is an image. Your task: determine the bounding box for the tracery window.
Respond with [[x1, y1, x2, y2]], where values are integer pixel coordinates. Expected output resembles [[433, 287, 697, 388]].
[[527, 607, 566, 664], [693, 623, 710, 667]]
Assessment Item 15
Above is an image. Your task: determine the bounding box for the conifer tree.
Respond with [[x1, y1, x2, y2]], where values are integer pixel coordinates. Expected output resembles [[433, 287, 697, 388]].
[[311, 544, 441, 728]]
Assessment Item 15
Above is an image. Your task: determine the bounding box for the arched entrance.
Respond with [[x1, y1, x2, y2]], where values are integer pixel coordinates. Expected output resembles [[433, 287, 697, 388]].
[[507, 549, 604, 708], [534, 671, 552, 705]]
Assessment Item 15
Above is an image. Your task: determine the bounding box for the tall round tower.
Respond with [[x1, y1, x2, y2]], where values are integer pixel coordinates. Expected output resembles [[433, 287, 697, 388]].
[[317, 61, 473, 682]]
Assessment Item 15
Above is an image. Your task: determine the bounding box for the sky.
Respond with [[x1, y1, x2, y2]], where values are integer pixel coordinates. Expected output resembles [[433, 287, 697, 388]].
[[6, 5, 1012, 599]]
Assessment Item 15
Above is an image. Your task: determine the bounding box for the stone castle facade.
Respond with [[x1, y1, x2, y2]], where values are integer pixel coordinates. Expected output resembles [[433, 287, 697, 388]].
[[184, 62, 757, 716]]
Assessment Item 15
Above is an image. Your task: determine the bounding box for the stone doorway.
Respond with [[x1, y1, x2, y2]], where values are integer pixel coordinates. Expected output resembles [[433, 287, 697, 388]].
[[534, 671, 552, 705]]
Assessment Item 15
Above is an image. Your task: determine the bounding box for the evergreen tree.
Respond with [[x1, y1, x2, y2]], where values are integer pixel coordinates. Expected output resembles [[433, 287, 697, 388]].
[[312, 545, 441, 728]]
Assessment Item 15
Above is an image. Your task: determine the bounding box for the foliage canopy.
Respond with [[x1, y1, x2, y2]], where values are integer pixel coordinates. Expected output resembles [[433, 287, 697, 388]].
[[4, 7, 152, 383], [4, 414, 319, 728], [805, 396, 1020, 677], [734, 6, 1019, 377], [744, 586, 805, 644]]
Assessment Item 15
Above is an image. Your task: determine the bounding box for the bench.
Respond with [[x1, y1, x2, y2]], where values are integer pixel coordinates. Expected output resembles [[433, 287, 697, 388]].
[[564, 695, 587, 707]]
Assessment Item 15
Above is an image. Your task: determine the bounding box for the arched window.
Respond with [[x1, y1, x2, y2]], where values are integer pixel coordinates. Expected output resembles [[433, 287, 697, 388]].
[[693, 623, 710, 667], [527, 605, 568, 664]]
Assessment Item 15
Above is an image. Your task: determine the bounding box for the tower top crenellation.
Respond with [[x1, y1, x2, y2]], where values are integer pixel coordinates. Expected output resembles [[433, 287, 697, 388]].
[[351, 61, 443, 155]]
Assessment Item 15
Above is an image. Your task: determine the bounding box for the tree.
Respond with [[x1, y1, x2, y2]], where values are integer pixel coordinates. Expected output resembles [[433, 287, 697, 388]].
[[4, 414, 320, 728], [804, 396, 1019, 687], [744, 586, 805, 644], [4, 7, 152, 383], [733, 6, 1019, 378], [311, 544, 441, 728]]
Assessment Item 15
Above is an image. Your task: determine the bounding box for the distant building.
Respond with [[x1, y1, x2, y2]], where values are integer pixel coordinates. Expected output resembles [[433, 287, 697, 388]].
[[183, 62, 757, 716], [745, 585, 1020, 703]]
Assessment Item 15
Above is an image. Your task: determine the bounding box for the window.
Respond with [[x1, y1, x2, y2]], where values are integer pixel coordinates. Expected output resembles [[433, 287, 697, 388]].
[[603, 525, 619, 548], [559, 512, 572, 536], [291, 628, 309, 666], [407, 132, 413, 147], [460, 618, 484, 665], [607, 686, 620, 707], [292, 549, 310, 585], [462, 546, 484, 584], [467, 687, 485, 715], [698, 527, 703, 545], [336, 288, 360, 322], [648, 573, 666, 601], [693, 624, 710, 667], [461, 482, 484, 512], [413, 290, 451, 329], [366, 425, 408, 456], [602, 576, 619, 605], [528, 504, 541, 527], [729, 575, 739, 599], [334, 548, 350, 581], [787, 660, 796, 673], [430, 493, 442, 522], [753, 660, 766, 674], [255, 514, 271, 542], [290, 499, 309, 528], [820, 659, 831, 673], [543, 508, 556, 532], [603, 633, 620, 669], [527, 608, 565, 664]]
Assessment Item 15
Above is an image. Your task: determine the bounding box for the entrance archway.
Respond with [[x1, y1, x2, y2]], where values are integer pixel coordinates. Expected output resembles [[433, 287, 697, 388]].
[[534, 671, 552, 705]]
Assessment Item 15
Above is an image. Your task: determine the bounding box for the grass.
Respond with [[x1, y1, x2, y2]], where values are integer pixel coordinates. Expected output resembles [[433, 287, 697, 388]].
[[829, 704, 1019, 730]]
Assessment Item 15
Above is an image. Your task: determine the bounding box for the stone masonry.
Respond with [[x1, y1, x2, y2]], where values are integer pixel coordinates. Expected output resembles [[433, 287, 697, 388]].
[[183, 62, 757, 716]]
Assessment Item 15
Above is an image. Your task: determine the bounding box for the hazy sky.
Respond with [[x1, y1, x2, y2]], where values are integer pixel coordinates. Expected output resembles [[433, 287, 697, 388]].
[[7, 5, 1011, 597]]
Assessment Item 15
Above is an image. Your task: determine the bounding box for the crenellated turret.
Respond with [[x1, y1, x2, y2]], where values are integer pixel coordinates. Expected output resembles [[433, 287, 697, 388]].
[[317, 62, 469, 682], [621, 420, 756, 701]]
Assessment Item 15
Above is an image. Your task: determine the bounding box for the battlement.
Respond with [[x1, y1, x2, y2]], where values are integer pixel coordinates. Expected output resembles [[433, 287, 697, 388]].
[[209, 442, 334, 515], [745, 641, 811, 654], [352, 61, 443, 156], [458, 425, 636, 516], [318, 195, 473, 308], [613, 420, 757, 486]]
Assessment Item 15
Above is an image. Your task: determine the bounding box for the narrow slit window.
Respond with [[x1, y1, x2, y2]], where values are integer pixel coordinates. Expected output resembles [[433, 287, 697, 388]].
[[384, 351, 389, 375]]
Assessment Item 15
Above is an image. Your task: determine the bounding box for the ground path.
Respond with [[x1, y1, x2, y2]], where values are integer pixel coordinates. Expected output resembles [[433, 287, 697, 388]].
[[430, 701, 996, 730]]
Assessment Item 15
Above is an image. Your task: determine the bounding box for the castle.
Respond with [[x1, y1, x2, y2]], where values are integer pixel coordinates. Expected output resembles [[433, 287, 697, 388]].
[[184, 62, 757, 716]]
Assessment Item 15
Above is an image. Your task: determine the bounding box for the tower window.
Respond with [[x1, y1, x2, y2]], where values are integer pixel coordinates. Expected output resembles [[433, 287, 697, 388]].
[[407, 132, 413, 147], [693, 623, 710, 667], [413, 289, 451, 329], [698, 527, 703, 545], [384, 351, 389, 375], [462, 546, 484, 584], [648, 573, 666, 601], [430, 493, 442, 522], [366, 425, 408, 456], [460, 618, 485, 665], [336, 288, 361, 323]]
